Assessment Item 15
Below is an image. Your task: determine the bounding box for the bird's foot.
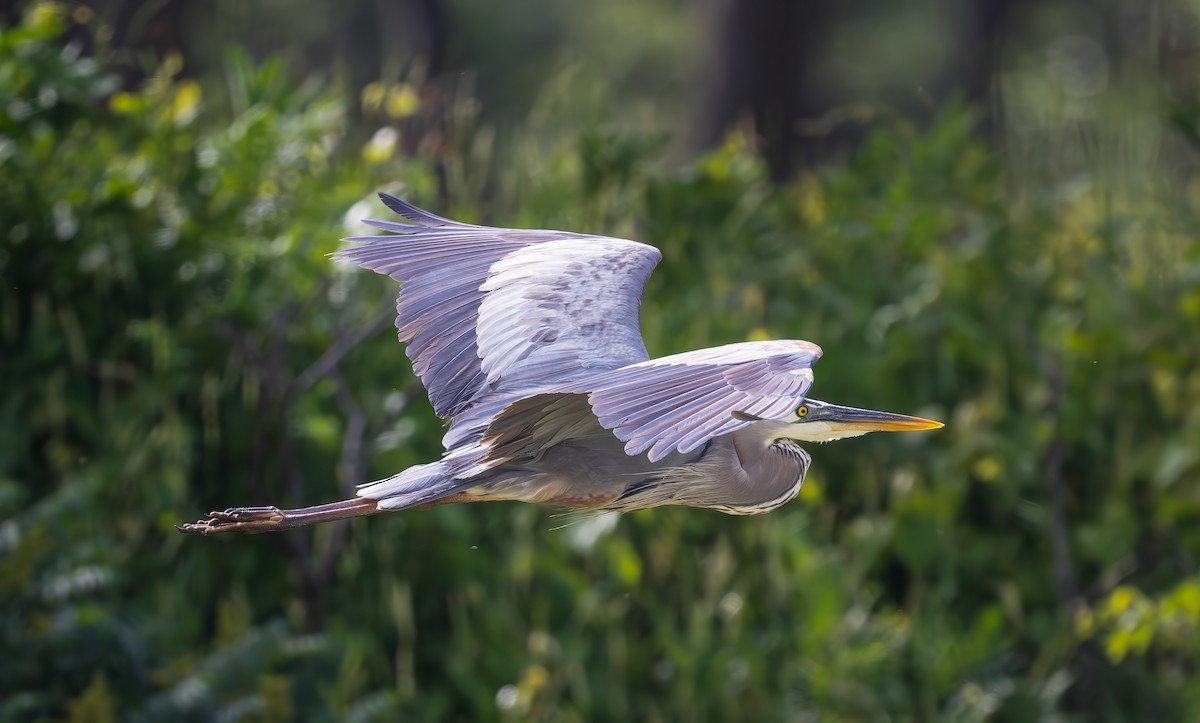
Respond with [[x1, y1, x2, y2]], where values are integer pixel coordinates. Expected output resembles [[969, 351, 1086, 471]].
[[176, 506, 285, 535]]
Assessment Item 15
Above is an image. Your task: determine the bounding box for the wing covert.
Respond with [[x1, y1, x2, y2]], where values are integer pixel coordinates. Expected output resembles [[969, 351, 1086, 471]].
[[476, 238, 659, 390], [573, 341, 823, 462]]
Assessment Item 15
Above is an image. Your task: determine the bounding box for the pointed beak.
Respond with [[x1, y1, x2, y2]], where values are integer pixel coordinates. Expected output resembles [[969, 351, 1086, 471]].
[[819, 404, 944, 433]]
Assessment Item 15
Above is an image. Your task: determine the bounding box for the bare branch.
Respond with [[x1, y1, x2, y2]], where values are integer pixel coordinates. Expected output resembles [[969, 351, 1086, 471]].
[[333, 376, 369, 497], [289, 308, 394, 400], [307, 375, 371, 590], [1026, 326, 1079, 609]]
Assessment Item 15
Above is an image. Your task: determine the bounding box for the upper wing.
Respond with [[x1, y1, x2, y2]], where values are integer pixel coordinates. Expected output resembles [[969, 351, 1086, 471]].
[[333, 193, 661, 431], [569, 340, 823, 462]]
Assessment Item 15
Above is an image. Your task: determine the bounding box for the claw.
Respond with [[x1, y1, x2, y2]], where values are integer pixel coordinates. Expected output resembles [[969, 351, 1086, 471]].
[[176, 506, 286, 535]]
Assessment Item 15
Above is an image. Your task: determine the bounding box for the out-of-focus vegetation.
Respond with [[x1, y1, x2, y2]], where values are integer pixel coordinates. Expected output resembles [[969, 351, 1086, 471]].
[[4, 3, 1200, 721]]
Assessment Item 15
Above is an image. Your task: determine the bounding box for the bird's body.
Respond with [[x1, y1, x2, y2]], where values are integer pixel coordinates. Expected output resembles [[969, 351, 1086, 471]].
[[179, 194, 940, 535], [361, 394, 809, 515]]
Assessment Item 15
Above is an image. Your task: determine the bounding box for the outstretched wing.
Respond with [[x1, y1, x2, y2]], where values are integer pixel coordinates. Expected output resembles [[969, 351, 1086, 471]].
[[569, 340, 823, 462], [333, 194, 661, 436]]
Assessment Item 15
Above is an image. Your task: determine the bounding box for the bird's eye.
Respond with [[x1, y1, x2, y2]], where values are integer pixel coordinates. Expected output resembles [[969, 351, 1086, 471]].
[[796, 405, 809, 417]]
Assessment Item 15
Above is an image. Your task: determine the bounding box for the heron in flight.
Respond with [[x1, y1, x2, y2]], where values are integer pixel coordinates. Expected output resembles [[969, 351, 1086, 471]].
[[179, 194, 941, 535]]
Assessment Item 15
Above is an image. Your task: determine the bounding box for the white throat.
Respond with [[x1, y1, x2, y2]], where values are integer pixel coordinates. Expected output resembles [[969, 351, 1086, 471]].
[[772, 415, 868, 444], [745, 418, 869, 446], [780, 420, 869, 444]]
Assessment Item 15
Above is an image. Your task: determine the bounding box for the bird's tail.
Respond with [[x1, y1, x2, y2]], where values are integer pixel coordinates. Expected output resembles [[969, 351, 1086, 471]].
[[356, 459, 477, 511]]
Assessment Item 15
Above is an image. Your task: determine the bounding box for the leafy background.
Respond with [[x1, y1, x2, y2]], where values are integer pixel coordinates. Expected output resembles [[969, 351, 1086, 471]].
[[3, 1, 1200, 720]]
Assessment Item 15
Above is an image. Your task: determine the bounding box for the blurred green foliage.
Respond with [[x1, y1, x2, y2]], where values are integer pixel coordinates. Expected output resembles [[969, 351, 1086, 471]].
[[4, 4, 1200, 721]]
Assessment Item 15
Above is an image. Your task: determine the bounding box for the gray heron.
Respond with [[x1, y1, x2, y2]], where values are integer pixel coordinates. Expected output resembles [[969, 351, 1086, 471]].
[[179, 194, 941, 535]]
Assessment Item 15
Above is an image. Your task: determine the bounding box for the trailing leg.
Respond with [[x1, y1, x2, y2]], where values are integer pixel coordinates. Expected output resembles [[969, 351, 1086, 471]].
[[177, 497, 380, 536]]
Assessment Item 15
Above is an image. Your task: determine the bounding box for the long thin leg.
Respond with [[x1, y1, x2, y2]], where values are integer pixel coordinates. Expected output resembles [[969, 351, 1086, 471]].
[[177, 497, 380, 536], [176, 489, 606, 536]]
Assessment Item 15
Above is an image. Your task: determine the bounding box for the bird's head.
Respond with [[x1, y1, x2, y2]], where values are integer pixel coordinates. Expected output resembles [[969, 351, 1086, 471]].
[[735, 400, 943, 443]]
